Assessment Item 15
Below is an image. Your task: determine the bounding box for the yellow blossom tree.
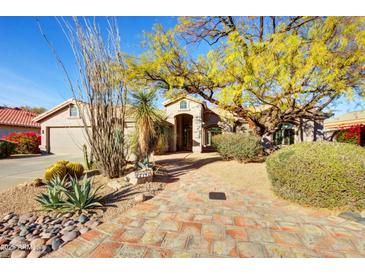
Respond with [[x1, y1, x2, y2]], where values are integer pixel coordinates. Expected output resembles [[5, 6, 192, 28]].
[[134, 16, 365, 138]]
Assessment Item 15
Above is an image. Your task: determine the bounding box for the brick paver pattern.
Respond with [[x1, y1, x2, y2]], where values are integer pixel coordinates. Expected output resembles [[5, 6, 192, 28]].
[[49, 154, 365, 258]]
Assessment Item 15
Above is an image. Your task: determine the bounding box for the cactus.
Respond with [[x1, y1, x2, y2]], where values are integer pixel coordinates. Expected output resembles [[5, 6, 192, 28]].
[[66, 162, 84, 178], [56, 160, 69, 166], [44, 163, 67, 182], [83, 144, 94, 170]]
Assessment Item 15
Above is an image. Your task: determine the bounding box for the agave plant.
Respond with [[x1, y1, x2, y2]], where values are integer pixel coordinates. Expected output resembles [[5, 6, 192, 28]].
[[136, 157, 155, 170], [35, 177, 66, 211], [47, 176, 68, 189], [62, 177, 103, 212]]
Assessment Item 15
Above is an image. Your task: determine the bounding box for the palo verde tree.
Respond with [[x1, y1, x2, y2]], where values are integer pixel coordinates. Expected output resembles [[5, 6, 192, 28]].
[[134, 16, 365, 139]]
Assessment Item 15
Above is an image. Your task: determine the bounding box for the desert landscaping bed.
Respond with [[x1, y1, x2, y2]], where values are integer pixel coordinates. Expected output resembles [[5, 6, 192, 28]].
[[0, 168, 168, 258]]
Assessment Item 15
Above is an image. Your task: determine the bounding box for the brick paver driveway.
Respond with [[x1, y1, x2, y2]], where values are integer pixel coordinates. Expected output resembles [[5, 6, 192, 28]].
[[50, 153, 365, 258]]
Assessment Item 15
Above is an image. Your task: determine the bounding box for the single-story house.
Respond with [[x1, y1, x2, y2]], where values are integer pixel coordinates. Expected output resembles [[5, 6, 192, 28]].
[[33, 96, 324, 155], [0, 106, 40, 137]]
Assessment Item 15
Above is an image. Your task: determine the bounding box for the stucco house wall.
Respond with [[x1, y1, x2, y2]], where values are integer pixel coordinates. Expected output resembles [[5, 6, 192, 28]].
[[164, 98, 204, 152]]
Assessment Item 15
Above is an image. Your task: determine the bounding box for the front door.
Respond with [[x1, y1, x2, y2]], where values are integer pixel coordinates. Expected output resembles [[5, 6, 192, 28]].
[[176, 114, 193, 151]]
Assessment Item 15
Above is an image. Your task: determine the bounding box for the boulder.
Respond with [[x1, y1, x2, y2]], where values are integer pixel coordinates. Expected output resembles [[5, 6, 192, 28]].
[[11, 250, 29, 258], [125, 170, 153, 185]]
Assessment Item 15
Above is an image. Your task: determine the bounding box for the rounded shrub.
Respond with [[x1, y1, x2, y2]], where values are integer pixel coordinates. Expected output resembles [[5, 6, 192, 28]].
[[212, 133, 262, 162], [66, 162, 84, 178], [44, 164, 68, 182], [266, 142, 365, 209], [0, 140, 16, 158]]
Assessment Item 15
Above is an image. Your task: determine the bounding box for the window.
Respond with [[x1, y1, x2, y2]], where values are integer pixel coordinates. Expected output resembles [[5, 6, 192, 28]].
[[69, 105, 78, 117], [274, 124, 295, 145], [180, 100, 188, 109], [205, 127, 221, 146]]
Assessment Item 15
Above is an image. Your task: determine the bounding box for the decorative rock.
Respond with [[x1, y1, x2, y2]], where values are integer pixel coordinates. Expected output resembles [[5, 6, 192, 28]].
[[0, 250, 12, 258], [2, 213, 14, 222], [32, 229, 41, 236], [338, 211, 362, 221], [11, 250, 29, 258], [40, 232, 53, 239], [64, 220, 75, 227], [51, 238, 63, 251], [107, 180, 123, 190], [64, 213, 73, 218], [60, 227, 74, 235], [27, 250, 42, 258], [78, 214, 89, 224], [19, 227, 29, 237], [30, 178, 43, 187], [9, 236, 27, 247], [0, 237, 8, 245], [36, 216, 44, 224], [30, 238, 45, 251], [79, 227, 90, 234], [61, 231, 80, 243], [134, 193, 147, 203], [25, 234, 37, 241], [19, 213, 32, 224]]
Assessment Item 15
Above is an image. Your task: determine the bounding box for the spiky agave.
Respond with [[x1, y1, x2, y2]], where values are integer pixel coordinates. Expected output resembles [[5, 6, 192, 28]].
[[62, 177, 103, 212]]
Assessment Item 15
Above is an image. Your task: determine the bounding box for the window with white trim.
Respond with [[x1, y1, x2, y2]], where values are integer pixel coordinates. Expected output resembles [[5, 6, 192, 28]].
[[69, 105, 79, 117], [180, 100, 188, 109]]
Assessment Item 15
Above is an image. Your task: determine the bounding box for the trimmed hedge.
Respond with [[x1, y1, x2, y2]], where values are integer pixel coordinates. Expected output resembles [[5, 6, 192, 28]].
[[0, 140, 16, 158], [266, 142, 365, 210], [212, 133, 262, 162]]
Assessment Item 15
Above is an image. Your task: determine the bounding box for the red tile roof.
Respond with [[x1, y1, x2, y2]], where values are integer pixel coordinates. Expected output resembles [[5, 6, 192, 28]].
[[0, 107, 40, 128]]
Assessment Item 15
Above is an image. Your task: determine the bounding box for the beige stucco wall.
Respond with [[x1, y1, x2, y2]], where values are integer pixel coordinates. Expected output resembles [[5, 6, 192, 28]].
[[165, 99, 203, 152], [0, 126, 39, 137], [38, 105, 86, 151], [39, 103, 136, 156]]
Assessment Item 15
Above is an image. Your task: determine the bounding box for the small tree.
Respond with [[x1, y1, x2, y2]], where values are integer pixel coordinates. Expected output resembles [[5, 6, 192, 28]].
[[130, 89, 168, 162], [40, 17, 130, 178]]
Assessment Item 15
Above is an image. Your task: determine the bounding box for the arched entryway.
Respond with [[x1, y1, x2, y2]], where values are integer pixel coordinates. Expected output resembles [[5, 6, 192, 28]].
[[175, 114, 193, 151]]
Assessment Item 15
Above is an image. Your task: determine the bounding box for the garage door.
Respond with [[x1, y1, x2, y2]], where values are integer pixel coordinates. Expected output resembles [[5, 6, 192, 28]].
[[49, 127, 89, 154]]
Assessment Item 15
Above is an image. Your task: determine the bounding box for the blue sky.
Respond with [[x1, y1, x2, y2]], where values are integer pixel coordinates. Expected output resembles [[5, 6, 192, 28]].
[[0, 16, 363, 116]]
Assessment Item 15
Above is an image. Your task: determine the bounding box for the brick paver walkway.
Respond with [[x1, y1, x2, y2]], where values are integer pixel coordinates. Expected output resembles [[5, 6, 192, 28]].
[[49, 153, 365, 258]]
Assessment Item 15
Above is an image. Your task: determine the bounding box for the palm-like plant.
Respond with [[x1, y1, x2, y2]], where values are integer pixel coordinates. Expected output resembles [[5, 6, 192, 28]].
[[130, 89, 168, 162]]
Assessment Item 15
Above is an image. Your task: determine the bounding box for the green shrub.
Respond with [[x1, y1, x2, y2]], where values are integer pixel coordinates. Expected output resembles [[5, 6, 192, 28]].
[[266, 142, 365, 210], [212, 133, 262, 162], [66, 162, 84, 178], [0, 140, 16, 158]]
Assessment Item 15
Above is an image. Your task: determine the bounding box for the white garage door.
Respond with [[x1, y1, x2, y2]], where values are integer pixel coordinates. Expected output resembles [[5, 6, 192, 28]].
[[49, 127, 89, 154]]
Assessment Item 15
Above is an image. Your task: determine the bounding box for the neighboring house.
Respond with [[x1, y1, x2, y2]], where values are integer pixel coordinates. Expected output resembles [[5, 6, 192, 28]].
[[324, 110, 365, 141], [33, 99, 135, 154], [0, 106, 40, 137], [34, 96, 324, 155]]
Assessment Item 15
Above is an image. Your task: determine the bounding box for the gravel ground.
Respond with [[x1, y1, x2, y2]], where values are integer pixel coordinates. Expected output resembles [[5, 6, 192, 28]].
[[0, 168, 168, 258], [0, 172, 167, 222]]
